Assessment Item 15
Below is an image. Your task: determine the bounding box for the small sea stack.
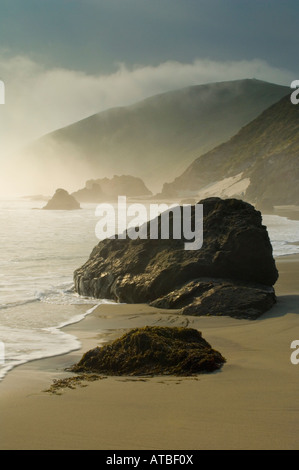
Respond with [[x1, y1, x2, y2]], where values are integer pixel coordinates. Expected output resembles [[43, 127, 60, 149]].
[[42, 188, 80, 210]]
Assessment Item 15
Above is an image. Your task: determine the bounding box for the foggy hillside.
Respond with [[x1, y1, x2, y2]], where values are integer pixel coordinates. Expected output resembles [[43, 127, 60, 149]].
[[17, 79, 288, 195], [160, 93, 299, 207]]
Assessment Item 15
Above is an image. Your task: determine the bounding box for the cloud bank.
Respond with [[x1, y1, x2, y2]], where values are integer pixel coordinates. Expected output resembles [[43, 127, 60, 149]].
[[0, 53, 294, 195]]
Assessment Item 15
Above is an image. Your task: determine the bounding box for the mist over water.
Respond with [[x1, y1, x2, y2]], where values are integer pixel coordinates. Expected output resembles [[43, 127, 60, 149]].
[[0, 199, 112, 380]]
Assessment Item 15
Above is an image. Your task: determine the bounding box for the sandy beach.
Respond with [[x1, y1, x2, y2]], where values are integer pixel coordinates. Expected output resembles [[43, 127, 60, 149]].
[[1, 254, 299, 450]]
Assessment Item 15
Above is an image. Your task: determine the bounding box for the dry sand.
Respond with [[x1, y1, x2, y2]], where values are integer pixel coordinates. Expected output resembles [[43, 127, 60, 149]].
[[1, 255, 299, 450]]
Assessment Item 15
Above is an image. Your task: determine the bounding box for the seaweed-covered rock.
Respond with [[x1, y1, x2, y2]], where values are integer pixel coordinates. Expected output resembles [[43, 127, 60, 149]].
[[74, 197, 278, 319], [71, 326, 226, 376], [43, 188, 80, 210]]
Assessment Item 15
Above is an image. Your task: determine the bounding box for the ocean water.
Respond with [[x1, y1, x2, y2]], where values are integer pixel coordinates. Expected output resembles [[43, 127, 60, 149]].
[[0, 199, 298, 381], [263, 214, 299, 257], [0, 198, 115, 381]]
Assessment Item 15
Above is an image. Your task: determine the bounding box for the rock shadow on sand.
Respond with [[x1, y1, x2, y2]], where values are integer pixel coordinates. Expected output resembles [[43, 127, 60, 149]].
[[256, 295, 299, 320]]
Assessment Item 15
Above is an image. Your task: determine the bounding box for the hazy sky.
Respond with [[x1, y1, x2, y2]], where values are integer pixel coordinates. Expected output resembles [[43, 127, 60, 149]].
[[0, 0, 298, 194], [0, 0, 298, 75]]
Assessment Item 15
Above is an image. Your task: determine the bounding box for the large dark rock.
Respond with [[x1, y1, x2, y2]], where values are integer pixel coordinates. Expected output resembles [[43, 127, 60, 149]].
[[43, 188, 80, 210], [71, 326, 226, 376], [74, 197, 278, 319]]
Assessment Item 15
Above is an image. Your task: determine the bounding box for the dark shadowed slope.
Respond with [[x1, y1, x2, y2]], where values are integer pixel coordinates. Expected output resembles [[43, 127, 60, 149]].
[[161, 93, 299, 206]]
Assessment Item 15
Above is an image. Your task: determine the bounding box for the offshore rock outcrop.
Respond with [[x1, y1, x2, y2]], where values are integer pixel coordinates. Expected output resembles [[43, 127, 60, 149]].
[[74, 197, 278, 319], [43, 188, 80, 210], [72, 174, 152, 203]]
